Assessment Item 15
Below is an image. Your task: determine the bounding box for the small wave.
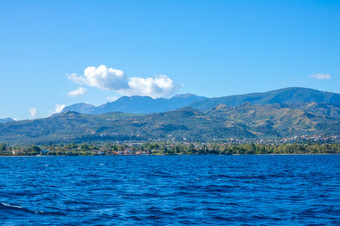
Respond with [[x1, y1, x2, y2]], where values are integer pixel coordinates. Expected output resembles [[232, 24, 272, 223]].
[[173, 206, 192, 211], [234, 175, 266, 179], [1, 203, 22, 209], [225, 202, 238, 206], [204, 184, 233, 192], [215, 174, 232, 178], [0, 203, 65, 217], [213, 215, 233, 221]]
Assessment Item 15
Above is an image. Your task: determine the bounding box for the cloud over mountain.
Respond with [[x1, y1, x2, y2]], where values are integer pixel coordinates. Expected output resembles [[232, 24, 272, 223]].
[[68, 65, 180, 98], [48, 104, 66, 116], [122, 75, 180, 98], [54, 104, 65, 113], [29, 107, 37, 118]]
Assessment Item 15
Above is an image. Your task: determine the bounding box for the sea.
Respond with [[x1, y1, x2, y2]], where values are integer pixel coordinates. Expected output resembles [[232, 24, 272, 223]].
[[0, 155, 339, 225]]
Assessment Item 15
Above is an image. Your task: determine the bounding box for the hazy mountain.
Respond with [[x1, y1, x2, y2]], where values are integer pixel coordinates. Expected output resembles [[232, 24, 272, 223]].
[[0, 118, 14, 123], [61, 88, 340, 115], [62, 103, 97, 114], [63, 93, 207, 114], [190, 87, 340, 110]]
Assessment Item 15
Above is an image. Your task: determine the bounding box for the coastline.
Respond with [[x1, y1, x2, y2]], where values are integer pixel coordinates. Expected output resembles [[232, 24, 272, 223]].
[[1, 153, 339, 157]]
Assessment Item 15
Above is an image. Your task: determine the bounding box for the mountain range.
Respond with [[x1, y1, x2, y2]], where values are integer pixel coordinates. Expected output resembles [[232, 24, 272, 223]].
[[189, 87, 340, 110], [62, 87, 340, 115], [0, 87, 339, 144], [63, 93, 207, 114]]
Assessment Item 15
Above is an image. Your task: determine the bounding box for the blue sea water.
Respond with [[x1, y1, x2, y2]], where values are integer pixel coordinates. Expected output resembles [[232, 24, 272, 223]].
[[0, 155, 339, 225]]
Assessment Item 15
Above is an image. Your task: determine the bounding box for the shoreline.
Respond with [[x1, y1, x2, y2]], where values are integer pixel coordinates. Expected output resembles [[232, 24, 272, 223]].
[[1, 153, 339, 157]]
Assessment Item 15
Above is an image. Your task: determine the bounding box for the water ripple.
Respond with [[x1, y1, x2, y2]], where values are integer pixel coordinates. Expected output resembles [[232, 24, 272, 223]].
[[0, 155, 339, 224]]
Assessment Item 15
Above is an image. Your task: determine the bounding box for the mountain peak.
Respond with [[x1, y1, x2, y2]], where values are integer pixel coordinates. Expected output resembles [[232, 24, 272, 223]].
[[116, 95, 155, 101], [0, 117, 15, 123], [173, 93, 197, 98], [53, 110, 81, 118], [62, 103, 96, 114]]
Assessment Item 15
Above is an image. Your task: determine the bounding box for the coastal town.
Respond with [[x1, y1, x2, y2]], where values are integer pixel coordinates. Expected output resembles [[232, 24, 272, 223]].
[[1, 135, 339, 156]]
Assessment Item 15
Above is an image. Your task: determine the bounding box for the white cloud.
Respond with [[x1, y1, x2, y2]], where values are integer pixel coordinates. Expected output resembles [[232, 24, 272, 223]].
[[68, 65, 128, 90], [310, 73, 331, 80], [54, 104, 65, 113], [29, 107, 37, 118], [68, 87, 87, 97], [121, 75, 180, 98], [48, 104, 66, 116], [106, 96, 119, 102], [68, 65, 180, 98]]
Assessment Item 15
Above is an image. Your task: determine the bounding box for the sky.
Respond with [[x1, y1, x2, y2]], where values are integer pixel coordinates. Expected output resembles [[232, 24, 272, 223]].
[[0, 0, 339, 120]]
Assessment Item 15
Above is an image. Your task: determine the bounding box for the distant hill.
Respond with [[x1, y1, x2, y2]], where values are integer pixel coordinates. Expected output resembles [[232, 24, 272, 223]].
[[1, 87, 340, 144], [288, 102, 340, 120], [63, 93, 207, 114], [0, 109, 252, 144], [205, 103, 340, 137], [190, 87, 340, 110], [0, 111, 139, 144], [0, 118, 14, 123], [1, 102, 339, 144]]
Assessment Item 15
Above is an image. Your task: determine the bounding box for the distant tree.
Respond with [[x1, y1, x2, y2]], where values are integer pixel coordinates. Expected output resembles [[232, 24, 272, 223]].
[[25, 145, 41, 155], [81, 143, 90, 151], [0, 143, 6, 151]]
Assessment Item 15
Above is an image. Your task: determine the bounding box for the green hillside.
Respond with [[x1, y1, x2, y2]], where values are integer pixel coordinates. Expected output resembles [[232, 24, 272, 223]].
[[205, 103, 340, 137], [0, 102, 339, 144]]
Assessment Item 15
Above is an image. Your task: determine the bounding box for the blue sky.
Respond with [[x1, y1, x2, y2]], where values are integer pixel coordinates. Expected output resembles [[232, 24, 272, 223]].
[[0, 0, 339, 119]]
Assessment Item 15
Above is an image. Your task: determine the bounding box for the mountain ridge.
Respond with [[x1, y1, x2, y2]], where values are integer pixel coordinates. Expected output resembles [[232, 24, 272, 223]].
[[190, 87, 340, 110], [1, 87, 340, 144], [62, 87, 340, 115], [63, 93, 207, 114], [1, 101, 339, 144]]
